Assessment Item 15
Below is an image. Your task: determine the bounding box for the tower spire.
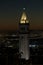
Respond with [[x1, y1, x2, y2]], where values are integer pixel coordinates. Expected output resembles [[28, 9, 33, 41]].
[[20, 8, 29, 24]]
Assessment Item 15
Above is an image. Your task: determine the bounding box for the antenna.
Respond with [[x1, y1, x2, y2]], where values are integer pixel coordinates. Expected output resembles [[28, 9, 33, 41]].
[[23, 8, 26, 10]]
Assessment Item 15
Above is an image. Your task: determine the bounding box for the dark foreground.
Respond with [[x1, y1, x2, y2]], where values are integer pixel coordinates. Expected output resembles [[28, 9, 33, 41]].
[[0, 47, 43, 65]]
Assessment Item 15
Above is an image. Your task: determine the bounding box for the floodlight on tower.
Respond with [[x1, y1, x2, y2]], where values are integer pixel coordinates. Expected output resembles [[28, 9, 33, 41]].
[[20, 8, 29, 24]]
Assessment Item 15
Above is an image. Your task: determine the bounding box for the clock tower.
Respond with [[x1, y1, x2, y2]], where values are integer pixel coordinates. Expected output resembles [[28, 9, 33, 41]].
[[19, 9, 30, 60]]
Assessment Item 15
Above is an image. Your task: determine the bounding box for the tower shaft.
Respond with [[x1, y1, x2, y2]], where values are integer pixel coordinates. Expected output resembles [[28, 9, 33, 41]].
[[19, 34, 29, 60]]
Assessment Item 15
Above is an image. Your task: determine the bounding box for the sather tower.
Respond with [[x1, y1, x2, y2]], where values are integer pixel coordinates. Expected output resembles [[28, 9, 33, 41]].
[[19, 9, 30, 60]]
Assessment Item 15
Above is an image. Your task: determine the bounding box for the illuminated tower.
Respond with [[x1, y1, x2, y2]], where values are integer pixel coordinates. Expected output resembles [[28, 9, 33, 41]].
[[19, 9, 30, 60]]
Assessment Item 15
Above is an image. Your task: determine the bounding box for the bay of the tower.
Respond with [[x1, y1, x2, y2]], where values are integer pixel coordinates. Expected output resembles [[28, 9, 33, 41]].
[[19, 11, 30, 60]]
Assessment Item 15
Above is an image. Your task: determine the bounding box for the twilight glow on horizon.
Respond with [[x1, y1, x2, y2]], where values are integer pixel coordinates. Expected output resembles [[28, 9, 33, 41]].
[[0, 0, 43, 30]]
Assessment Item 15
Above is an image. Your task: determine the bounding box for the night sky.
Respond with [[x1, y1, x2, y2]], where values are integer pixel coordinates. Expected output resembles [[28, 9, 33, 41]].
[[0, 0, 43, 30]]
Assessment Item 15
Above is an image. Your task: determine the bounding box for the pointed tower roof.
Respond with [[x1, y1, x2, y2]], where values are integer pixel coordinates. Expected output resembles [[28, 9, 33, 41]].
[[21, 12, 27, 21], [20, 9, 29, 24]]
